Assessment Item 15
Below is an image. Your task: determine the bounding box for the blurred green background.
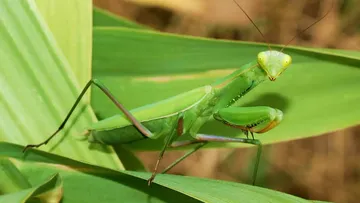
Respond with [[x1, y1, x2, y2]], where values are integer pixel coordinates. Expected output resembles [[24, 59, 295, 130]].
[[93, 0, 359, 202]]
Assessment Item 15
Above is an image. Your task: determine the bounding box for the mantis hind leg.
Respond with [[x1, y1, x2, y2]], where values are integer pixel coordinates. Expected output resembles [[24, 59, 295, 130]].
[[23, 79, 154, 152], [147, 114, 184, 185]]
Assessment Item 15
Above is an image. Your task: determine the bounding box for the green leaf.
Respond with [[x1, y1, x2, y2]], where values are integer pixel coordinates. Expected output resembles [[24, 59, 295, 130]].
[[126, 171, 312, 203], [0, 142, 327, 203], [0, 0, 122, 169], [0, 170, 63, 203], [112, 145, 146, 172], [0, 159, 32, 194], [93, 7, 148, 29], [35, 0, 92, 86], [91, 27, 360, 150], [0, 142, 198, 203]]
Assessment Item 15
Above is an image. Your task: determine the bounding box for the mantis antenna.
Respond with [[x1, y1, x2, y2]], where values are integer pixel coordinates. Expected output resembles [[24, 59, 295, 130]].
[[233, 0, 334, 52], [232, 0, 271, 50], [280, 0, 334, 52]]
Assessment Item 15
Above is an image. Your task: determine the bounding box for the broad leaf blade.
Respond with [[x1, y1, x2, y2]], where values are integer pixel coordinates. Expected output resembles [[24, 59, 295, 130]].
[[91, 27, 360, 150], [1, 142, 325, 203], [35, 0, 92, 86], [0, 142, 200, 203], [0, 0, 122, 169], [126, 171, 313, 203]]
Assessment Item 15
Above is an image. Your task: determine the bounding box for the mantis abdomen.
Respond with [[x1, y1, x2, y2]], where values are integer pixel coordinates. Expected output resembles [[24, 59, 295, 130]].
[[89, 116, 176, 144]]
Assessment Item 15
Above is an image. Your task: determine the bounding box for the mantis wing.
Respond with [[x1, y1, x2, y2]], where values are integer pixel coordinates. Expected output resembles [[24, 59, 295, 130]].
[[89, 85, 212, 131]]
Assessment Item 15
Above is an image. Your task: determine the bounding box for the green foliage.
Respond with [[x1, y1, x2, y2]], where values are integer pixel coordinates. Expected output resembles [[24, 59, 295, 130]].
[[0, 159, 62, 203], [1, 0, 355, 201], [91, 23, 360, 151], [0, 142, 329, 203]]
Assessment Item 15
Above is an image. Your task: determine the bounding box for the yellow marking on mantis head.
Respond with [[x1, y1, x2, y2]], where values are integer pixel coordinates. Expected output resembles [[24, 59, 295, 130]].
[[257, 50, 292, 81]]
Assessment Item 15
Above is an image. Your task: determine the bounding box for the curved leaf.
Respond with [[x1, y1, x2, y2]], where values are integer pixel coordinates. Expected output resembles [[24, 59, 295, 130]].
[[126, 171, 312, 203], [0, 142, 327, 203], [0, 167, 63, 203], [0, 159, 32, 194]]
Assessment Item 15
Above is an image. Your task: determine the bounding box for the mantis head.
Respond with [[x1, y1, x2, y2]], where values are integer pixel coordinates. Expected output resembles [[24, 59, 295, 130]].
[[232, 0, 332, 81], [257, 50, 292, 81]]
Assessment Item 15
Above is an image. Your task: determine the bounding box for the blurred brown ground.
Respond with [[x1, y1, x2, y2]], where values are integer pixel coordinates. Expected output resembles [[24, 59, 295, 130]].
[[93, 0, 360, 202]]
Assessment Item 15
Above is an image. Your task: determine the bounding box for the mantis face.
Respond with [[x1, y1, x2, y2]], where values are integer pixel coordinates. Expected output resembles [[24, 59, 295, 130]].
[[257, 50, 292, 81]]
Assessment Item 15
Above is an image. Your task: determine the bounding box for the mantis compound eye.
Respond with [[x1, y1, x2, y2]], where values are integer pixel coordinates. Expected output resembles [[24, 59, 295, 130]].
[[257, 52, 267, 66], [282, 55, 292, 68]]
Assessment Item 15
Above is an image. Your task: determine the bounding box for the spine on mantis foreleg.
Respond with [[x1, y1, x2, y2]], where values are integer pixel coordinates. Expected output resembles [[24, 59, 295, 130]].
[[211, 60, 267, 110]]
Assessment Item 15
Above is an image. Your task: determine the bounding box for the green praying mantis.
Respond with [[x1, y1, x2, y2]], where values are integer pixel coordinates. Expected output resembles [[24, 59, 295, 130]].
[[23, 0, 333, 186]]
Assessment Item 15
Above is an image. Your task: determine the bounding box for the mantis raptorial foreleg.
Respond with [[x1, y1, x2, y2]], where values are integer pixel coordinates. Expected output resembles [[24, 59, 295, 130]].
[[214, 106, 283, 134], [160, 106, 282, 185]]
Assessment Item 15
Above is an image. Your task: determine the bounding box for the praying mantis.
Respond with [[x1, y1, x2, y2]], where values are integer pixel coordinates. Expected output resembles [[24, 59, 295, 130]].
[[23, 0, 333, 186]]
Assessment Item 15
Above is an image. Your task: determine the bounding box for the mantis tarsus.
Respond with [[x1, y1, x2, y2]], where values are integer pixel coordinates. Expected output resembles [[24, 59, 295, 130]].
[[23, 0, 333, 186]]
